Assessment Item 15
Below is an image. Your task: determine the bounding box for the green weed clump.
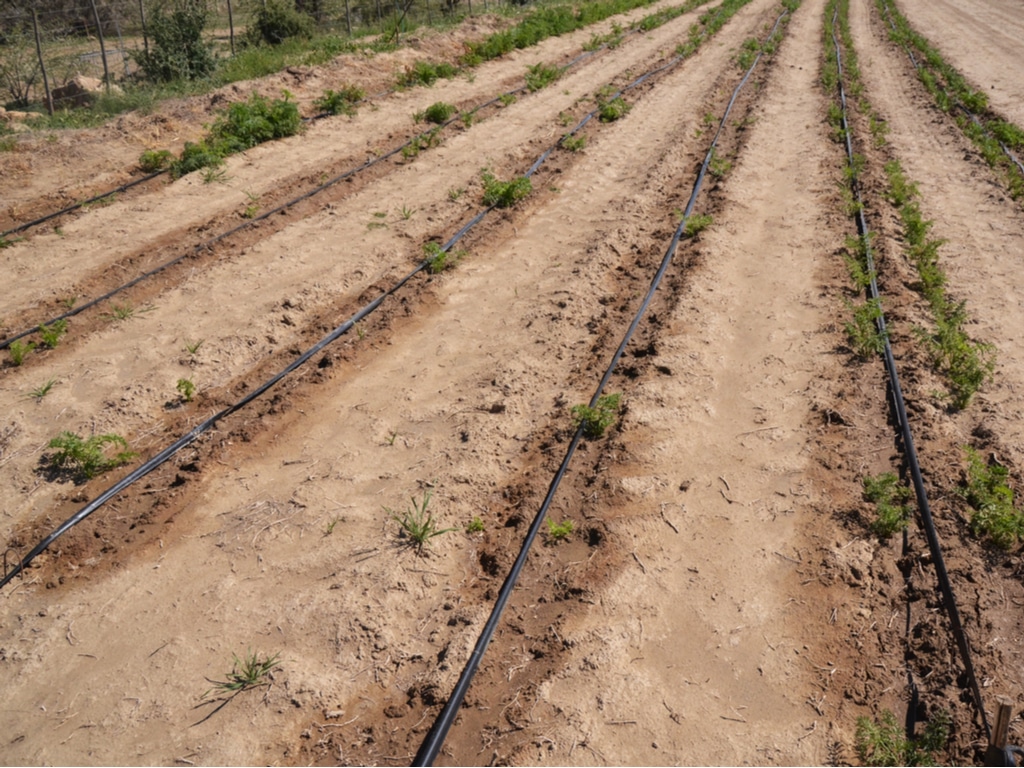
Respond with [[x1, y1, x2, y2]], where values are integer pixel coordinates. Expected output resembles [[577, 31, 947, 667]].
[[314, 85, 364, 116], [416, 101, 457, 125], [38, 319, 68, 349], [8, 340, 35, 366], [598, 95, 631, 122], [481, 171, 532, 208], [139, 149, 173, 172], [546, 518, 574, 542], [47, 431, 136, 480], [423, 242, 463, 274], [525, 62, 563, 92], [246, 0, 314, 45], [862, 473, 912, 538], [398, 60, 458, 88], [562, 134, 586, 152], [388, 489, 456, 554], [958, 447, 1024, 549], [683, 213, 713, 238], [177, 377, 196, 402], [856, 708, 949, 766], [170, 92, 301, 178], [571, 393, 621, 439], [203, 649, 281, 698], [844, 298, 887, 360]]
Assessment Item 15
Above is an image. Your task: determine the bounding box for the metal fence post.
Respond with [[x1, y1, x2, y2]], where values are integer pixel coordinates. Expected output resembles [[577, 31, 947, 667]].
[[32, 11, 54, 115], [88, 0, 112, 92]]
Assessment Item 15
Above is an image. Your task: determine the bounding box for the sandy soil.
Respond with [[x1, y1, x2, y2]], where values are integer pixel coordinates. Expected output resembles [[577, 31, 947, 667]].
[[2, 0, 1024, 764]]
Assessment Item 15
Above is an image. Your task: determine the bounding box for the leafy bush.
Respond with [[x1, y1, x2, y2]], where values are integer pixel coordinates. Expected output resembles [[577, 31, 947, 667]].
[[481, 171, 532, 208], [416, 101, 456, 125], [958, 447, 1024, 549], [133, 0, 216, 83], [313, 85, 364, 116], [139, 149, 173, 172], [862, 473, 912, 538], [47, 432, 136, 480], [571, 393, 621, 439], [598, 95, 631, 122], [246, 0, 315, 45]]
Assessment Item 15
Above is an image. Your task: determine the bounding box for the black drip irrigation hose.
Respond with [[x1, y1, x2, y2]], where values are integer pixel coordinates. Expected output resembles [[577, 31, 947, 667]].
[[877, 0, 1024, 180], [0, 25, 661, 352], [829, 7, 991, 743], [0, 170, 165, 241], [0, 0, 742, 591], [412, 9, 788, 766]]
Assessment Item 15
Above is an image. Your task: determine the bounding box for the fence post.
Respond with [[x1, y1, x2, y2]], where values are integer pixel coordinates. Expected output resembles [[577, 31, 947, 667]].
[[376, 0, 382, 30], [344, 0, 352, 36], [138, 0, 149, 55], [226, 0, 236, 55], [32, 11, 54, 115], [88, 0, 112, 92]]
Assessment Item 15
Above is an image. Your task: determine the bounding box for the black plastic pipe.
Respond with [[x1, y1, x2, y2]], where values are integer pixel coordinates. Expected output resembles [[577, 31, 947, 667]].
[[413, 6, 788, 765], [829, 4, 990, 741]]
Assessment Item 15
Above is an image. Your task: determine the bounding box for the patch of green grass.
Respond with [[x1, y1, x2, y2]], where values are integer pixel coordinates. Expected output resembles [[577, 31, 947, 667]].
[[387, 489, 456, 555], [39, 319, 68, 349], [203, 649, 281, 699], [47, 431, 136, 480], [862, 472, 912, 538], [525, 62, 563, 92], [28, 378, 57, 402], [736, 36, 759, 70], [314, 85, 365, 116], [571, 392, 621, 439], [855, 708, 949, 766], [957, 446, 1024, 549], [8, 340, 35, 366], [546, 518, 574, 542], [448, 187, 465, 201], [107, 302, 137, 321], [481, 171, 532, 208]]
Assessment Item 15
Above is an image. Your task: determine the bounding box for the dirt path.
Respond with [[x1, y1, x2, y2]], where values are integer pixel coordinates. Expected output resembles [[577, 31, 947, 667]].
[[3, 0, 1024, 764]]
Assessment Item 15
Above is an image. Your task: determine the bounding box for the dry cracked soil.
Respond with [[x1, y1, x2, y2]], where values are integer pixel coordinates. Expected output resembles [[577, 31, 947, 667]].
[[2, 0, 1024, 764]]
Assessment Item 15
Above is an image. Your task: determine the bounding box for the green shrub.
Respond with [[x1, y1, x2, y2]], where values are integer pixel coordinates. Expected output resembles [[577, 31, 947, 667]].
[[133, 0, 216, 83], [525, 62, 562, 92], [314, 85, 364, 116], [209, 92, 301, 154], [571, 393, 621, 439], [139, 149, 173, 172], [958, 447, 1024, 549], [246, 0, 314, 45], [171, 140, 224, 177], [598, 95, 630, 122], [417, 101, 456, 125], [862, 473, 912, 538], [47, 431, 136, 480], [481, 171, 532, 208]]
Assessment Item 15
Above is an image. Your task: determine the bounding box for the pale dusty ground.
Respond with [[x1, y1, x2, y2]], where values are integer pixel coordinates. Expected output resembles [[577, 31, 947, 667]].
[[2, 0, 1024, 765]]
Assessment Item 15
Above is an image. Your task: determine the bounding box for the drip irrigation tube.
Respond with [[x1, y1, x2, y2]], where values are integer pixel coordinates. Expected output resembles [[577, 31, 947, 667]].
[[0, 0, 745, 591], [829, 6, 991, 741], [0, 28, 664, 352], [413, 8, 788, 765], [877, 0, 1024, 180]]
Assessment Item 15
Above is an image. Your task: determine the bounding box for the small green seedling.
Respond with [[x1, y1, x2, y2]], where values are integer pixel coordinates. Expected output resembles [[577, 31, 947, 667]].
[[466, 516, 484, 533], [39, 319, 68, 348], [448, 187, 465, 201], [416, 101, 456, 125], [683, 214, 713, 238], [498, 94, 516, 106], [855, 708, 949, 766], [325, 515, 343, 535], [562, 134, 586, 152], [184, 339, 204, 355], [28, 378, 57, 401], [423, 242, 463, 274], [401, 204, 415, 220], [8, 340, 35, 366], [387, 489, 456, 554], [546, 518, 574, 541], [598, 96, 630, 122], [862, 473, 912, 538], [481, 171, 532, 208], [177, 378, 196, 403], [571, 393, 621, 439], [47, 431, 136, 480], [203, 649, 281, 699], [958, 446, 1024, 549]]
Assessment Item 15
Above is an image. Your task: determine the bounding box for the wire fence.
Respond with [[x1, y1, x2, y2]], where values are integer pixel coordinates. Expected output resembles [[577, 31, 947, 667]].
[[0, 0, 524, 112]]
